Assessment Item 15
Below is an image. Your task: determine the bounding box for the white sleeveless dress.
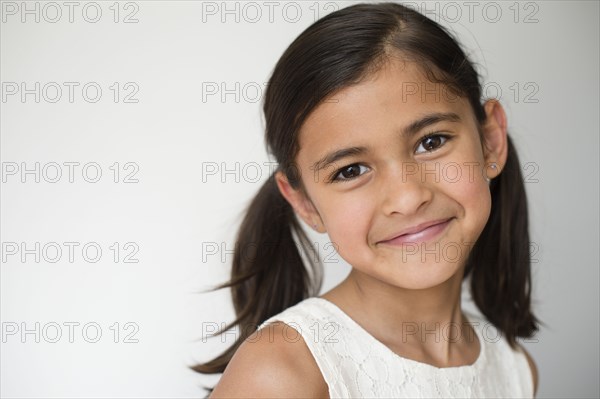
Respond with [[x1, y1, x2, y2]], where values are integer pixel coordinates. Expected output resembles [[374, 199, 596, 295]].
[[257, 297, 534, 398]]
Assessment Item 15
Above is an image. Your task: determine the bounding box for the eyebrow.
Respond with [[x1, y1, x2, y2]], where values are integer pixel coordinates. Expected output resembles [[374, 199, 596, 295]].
[[310, 112, 461, 172]]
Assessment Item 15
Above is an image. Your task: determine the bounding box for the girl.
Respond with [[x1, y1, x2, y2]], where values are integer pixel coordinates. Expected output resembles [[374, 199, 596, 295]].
[[193, 2, 542, 397]]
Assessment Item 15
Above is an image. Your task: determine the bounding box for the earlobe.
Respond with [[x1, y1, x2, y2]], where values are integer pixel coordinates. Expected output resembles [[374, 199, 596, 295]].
[[481, 99, 509, 179], [274, 171, 324, 232]]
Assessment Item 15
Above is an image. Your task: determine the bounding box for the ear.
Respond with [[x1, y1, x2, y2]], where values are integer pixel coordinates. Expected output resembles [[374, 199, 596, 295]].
[[481, 99, 509, 179], [274, 170, 325, 233]]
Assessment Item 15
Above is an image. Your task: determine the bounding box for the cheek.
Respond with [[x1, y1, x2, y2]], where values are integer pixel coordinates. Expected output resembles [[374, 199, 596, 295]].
[[447, 162, 492, 242], [319, 195, 372, 254], [444, 134, 493, 240]]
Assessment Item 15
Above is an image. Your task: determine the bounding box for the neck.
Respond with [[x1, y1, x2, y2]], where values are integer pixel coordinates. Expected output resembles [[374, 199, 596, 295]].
[[321, 265, 475, 366]]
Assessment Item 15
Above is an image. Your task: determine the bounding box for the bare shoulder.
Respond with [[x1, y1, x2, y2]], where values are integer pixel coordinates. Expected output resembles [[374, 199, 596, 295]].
[[210, 322, 329, 398], [517, 343, 539, 397]]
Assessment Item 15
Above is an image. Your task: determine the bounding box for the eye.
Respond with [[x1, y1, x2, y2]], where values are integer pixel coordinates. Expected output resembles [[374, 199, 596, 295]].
[[330, 163, 370, 183], [415, 133, 451, 154]]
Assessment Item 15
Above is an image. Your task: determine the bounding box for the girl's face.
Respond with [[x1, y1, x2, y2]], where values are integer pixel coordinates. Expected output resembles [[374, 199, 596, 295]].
[[276, 56, 507, 290]]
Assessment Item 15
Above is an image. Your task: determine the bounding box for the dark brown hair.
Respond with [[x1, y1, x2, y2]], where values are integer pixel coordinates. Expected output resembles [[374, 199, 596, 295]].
[[191, 2, 542, 394]]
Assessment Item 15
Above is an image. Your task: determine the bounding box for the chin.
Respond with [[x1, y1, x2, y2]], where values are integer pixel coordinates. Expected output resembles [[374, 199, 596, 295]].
[[393, 262, 462, 290], [356, 255, 462, 291]]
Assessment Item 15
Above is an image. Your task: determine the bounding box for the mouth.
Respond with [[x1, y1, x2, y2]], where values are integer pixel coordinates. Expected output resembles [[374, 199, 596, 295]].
[[377, 218, 454, 246]]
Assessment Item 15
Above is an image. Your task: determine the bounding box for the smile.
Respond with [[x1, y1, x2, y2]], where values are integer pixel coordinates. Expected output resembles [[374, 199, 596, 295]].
[[378, 218, 453, 246]]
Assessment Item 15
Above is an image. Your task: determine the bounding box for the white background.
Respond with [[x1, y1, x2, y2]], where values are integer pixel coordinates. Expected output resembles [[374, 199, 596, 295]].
[[1, 1, 598, 398]]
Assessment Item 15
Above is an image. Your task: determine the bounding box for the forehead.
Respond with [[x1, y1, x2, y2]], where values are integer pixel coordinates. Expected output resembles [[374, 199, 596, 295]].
[[297, 57, 471, 155]]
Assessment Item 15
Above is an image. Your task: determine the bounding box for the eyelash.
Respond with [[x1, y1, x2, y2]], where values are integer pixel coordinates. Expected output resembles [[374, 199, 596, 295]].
[[328, 132, 452, 183]]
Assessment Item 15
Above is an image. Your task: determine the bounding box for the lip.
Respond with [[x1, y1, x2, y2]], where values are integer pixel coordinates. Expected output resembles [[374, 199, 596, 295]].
[[377, 218, 453, 246]]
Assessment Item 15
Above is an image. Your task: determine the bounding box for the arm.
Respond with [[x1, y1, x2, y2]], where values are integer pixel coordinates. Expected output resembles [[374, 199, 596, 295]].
[[210, 322, 329, 398]]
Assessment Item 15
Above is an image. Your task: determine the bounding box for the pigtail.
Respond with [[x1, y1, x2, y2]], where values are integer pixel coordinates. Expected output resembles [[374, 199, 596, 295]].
[[190, 171, 322, 390], [464, 134, 543, 349]]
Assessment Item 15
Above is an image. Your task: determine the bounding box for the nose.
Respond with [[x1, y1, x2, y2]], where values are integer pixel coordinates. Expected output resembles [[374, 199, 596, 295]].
[[379, 162, 434, 216]]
